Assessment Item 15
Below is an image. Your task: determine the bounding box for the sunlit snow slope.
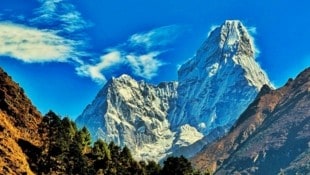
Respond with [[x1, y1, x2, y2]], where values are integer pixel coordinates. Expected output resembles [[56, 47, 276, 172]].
[[77, 20, 272, 161], [76, 75, 178, 160], [169, 20, 272, 136]]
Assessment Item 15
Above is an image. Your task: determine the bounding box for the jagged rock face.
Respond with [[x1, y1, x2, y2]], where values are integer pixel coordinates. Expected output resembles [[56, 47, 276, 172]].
[[77, 20, 273, 161], [0, 68, 42, 175], [192, 67, 310, 175], [169, 20, 272, 135], [76, 75, 178, 160]]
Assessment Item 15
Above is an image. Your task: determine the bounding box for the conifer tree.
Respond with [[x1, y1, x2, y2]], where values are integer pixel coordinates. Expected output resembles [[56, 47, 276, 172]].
[[161, 156, 194, 175], [146, 160, 161, 175], [92, 139, 111, 173]]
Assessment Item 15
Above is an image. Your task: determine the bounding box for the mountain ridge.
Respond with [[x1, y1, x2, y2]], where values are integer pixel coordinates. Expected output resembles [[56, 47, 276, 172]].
[[0, 68, 42, 175], [192, 67, 310, 174], [169, 20, 272, 134], [76, 20, 273, 161], [76, 74, 178, 160]]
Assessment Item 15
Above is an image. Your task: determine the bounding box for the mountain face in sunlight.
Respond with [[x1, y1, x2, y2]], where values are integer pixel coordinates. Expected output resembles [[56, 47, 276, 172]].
[[76, 20, 272, 161], [169, 20, 272, 135], [0, 68, 42, 175], [76, 74, 178, 161]]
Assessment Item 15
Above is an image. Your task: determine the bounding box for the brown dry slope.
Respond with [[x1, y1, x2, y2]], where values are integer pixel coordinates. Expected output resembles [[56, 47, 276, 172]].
[[0, 68, 42, 175], [192, 67, 310, 175]]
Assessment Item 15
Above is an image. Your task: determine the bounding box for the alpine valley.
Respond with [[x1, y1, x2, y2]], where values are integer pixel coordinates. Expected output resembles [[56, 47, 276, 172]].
[[0, 20, 309, 174], [76, 20, 273, 161]]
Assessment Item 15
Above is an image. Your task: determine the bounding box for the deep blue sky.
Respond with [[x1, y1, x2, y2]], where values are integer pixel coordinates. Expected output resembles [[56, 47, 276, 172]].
[[0, 0, 309, 119]]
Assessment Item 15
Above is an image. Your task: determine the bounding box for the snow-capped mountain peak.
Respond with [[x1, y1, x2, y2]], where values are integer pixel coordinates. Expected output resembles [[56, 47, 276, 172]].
[[76, 74, 178, 161], [169, 20, 272, 135], [220, 20, 251, 48], [77, 20, 273, 161]]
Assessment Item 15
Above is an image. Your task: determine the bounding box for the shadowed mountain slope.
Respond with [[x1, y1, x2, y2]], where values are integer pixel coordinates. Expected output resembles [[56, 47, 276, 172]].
[[192, 67, 310, 174]]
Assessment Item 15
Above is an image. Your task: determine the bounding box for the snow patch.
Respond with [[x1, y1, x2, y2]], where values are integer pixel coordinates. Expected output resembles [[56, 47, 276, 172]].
[[207, 62, 220, 77], [198, 122, 206, 129], [175, 124, 204, 147]]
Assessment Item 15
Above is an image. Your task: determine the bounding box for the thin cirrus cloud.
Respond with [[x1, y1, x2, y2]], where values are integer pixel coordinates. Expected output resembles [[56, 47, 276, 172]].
[[0, 22, 82, 63], [126, 52, 163, 79], [0, 0, 89, 63], [0, 0, 182, 85], [76, 51, 123, 83], [129, 25, 182, 50], [31, 0, 91, 33], [77, 25, 183, 84]]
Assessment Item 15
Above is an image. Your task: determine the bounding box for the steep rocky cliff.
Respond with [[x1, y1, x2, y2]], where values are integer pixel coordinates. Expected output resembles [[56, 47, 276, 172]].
[[76, 75, 178, 160], [169, 20, 272, 135]]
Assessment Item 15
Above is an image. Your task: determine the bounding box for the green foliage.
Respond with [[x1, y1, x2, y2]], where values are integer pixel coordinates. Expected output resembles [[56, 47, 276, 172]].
[[37, 111, 93, 174], [92, 139, 111, 160], [146, 160, 161, 175], [120, 146, 133, 163], [75, 126, 91, 153], [109, 141, 121, 159], [61, 117, 77, 141], [161, 156, 193, 175], [66, 140, 89, 174], [35, 111, 204, 175], [92, 139, 111, 173]]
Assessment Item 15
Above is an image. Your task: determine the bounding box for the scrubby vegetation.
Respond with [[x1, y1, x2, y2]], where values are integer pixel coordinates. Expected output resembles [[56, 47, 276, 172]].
[[29, 111, 208, 175]]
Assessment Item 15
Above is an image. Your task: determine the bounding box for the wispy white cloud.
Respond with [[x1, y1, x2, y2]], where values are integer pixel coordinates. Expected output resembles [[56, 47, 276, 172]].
[[129, 25, 181, 50], [0, 22, 83, 63], [0, 0, 91, 67], [31, 0, 91, 33], [126, 52, 163, 79], [247, 26, 257, 35], [76, 51, 123, 84], [1, 0, 182, 84], [77, 25, 182, 84], [36, 0, 61, 13], [77, 50, 164, 84]]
